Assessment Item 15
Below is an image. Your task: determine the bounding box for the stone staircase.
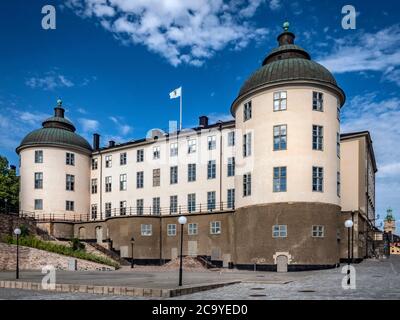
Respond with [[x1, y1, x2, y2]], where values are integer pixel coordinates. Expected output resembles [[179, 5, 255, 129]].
[[196, 255, 219, 269], [86, 242, 130, 266]]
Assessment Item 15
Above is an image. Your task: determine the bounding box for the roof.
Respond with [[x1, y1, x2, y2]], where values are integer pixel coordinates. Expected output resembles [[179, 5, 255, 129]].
[[16, 104, 92, 155], [232, 25, 345, 114]]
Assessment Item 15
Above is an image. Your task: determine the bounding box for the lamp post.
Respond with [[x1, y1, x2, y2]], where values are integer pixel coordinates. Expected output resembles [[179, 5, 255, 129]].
[[14, 227, 21, 279], [131, 236, 135, 269], [344, 219, 354, 285], [178, 216, 187, 286]]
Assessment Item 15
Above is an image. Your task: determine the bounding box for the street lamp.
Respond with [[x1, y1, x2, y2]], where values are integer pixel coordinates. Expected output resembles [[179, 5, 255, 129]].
[[178, 216, 187, 286], [131, 236, 135, 269], [14, 227, 21, 279], [344, 219, 354, 285]]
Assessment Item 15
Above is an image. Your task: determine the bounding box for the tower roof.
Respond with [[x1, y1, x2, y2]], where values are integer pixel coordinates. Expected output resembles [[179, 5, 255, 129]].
[[16, 100, 92, 155], [232, 22, 345, 114]]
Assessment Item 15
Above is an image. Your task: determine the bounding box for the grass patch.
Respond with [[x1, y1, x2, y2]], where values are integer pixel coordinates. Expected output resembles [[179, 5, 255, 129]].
[[4, 235, 120, 269]]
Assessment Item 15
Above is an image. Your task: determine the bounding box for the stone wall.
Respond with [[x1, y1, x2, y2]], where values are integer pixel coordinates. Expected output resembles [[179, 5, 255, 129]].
[[0, 243, 115, 271], [0, 213, 38, 241]]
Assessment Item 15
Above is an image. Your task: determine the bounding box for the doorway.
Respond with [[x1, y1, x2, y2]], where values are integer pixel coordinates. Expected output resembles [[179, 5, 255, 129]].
[[276, 255, 288, 272]]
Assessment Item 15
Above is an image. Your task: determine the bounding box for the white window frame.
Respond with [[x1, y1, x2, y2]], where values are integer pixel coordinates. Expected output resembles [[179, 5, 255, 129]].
[[34, 199, 43, 210], [188, 223, 198, 235], [153, 146, 160, 159], [243, 132, 252, 157], [141, 224, 152, 236], [272, 225, 287, 238], [105, 155, 112, 168], [273, 91, 287, 111], [227, 131, 235, 146], [170, 142, 178, 157], [243, 101, 252, 121], [188, 139, 196, 154], [312, 225, 325, 238], [167, 224, 177, 236], [35, 150, 43, 163], [120, 174, 127, 191], [207, 135, 216, 150], [210, 221, 221, 235]]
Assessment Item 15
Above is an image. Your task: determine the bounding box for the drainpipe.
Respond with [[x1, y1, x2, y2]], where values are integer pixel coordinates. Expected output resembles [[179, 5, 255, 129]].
[[99, 153, 103, 220], [219, 122, 223, 210], [351, 211, 354, 261]]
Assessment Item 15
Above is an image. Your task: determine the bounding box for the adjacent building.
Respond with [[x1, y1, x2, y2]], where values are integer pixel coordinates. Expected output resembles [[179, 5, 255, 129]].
[[16, 23, 378, 271]]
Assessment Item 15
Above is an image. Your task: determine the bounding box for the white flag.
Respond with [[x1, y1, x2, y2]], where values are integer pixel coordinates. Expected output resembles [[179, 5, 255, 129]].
[[169, 87, 181, 99]]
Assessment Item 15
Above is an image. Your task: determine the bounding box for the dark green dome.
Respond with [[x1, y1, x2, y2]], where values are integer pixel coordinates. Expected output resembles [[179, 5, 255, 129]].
[[234, 24, 345, 108], [16, 101, 92, 154], [239, 58, 338, 96]]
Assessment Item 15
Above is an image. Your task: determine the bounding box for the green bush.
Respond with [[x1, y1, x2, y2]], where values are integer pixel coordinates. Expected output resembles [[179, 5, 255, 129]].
[[19, 225, 30, 237], [70, 238, 85, 251], [4, 235, 119, 269]]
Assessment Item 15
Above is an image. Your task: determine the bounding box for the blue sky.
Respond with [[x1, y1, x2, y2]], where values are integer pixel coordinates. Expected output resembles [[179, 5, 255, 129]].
[[0, 0, 399, 227]]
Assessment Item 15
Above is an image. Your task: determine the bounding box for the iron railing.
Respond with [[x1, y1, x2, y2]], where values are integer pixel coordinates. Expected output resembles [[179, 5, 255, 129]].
[[18, 201, 235, 222]]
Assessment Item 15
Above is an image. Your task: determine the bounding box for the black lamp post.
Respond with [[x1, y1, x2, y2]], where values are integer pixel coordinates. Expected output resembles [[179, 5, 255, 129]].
[[178, 216, 187, 286], [344, 219, 354, 285], [131, 236, 135, 269], [14, 227, 21, 279]]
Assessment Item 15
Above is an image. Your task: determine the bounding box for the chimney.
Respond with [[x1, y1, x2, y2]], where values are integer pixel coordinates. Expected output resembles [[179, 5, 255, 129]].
[[199, 116, 209, 128], [108, 140, 115, 148], [93, 133, 100, 150], [54, 107, 65, 118]]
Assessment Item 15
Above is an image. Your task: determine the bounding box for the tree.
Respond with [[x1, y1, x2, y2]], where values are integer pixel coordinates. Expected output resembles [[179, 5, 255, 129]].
[[0, 155, 19, 213]]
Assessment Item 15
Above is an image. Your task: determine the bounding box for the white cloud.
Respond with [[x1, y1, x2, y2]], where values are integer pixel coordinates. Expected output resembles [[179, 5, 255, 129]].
[[77, 107, 87, 114], [318, 25, 400, 87], [78, 118, 99, 132], [26, 70, 74, 90], [207, 112, 234, 123], [269, 0, 281, 11], [109, 116, 133, 136], [65, 0, 269, 67]]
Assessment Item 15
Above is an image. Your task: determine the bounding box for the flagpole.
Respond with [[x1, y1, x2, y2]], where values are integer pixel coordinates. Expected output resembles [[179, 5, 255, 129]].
[[179, 87, 182, 131]]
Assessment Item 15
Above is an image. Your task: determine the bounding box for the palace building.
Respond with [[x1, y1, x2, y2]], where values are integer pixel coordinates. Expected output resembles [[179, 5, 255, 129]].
[[16, 23, 378, 271]]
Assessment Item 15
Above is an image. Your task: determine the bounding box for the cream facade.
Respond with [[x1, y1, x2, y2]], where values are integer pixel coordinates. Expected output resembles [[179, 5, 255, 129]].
[[16, 25, 378, 270]]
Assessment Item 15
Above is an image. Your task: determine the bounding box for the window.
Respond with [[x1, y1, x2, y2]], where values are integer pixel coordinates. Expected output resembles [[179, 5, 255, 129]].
[[188, 223, 198, 235], [66, 152, 75, 166], [188, 193, 196, 213], [170, 195, 178, 214], [105, 176, 112, 192], [312, 125, 323, 151], [153, 168, 160, 187], [66, 200, 74, 211], [243, 133, 252, 157], [170, 166, 178, 184], [188, 139, 196, 154], [312, 167, 324, 192], [313, 92, 324, 111], [35, 150, 43, 163], [91, 204, 97, 219], [243, 173, 251, 197], [119, 174, 127, 191], [170, 142, 178, 157], [34, 199, 43, 210], [137, 149, 144, 162], [188, 164, 196, 182], [34, 172, 43, 189], [227, 189, 235, 209], [66, 174, 75, 191], [120, 201, 127, 216], [272, 225, 287, 238], [273, 91, 287, 111], [210, 221, 221, 235], [120, 152, 127, 165], [105, 202, 112, 217], [141, 224, 152, 236], [227, 131, 235, 146], [273, 125, 287, 150], [207, 191, 216, 211], [337, 132, 340, 158], [136, 199, 144, 215], [91, 178, 97, 194], [152, 197, 160, 215], [312, 225, 324, 238], [153, 146, 160, 159], [105, 155, 112, 168], [167, 224, 176, 236], [227, 157, 235, 177], [207, 160, 216, 179], [243, 101, 252, 121], [208, 135, 216, 150], [273, 167, 287, 192], [337, 171, 341, 197], [91, 158, 98, 170], [337, 104, 341, 121], [136, 171, 144, 188]]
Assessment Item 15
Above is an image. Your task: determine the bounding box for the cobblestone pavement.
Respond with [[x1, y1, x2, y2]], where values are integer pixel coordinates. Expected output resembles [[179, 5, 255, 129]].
[[0, 256, 399, 300]]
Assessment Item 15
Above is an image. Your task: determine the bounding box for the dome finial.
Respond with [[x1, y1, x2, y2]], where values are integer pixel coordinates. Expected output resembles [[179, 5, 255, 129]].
[[57, 98, 62, 107], [283, 21, 290, 32]]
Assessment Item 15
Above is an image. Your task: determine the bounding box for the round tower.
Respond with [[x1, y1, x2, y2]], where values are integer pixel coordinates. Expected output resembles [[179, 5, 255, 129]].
[[231, 23, 345, 270], [16, 99, 92, 219]]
